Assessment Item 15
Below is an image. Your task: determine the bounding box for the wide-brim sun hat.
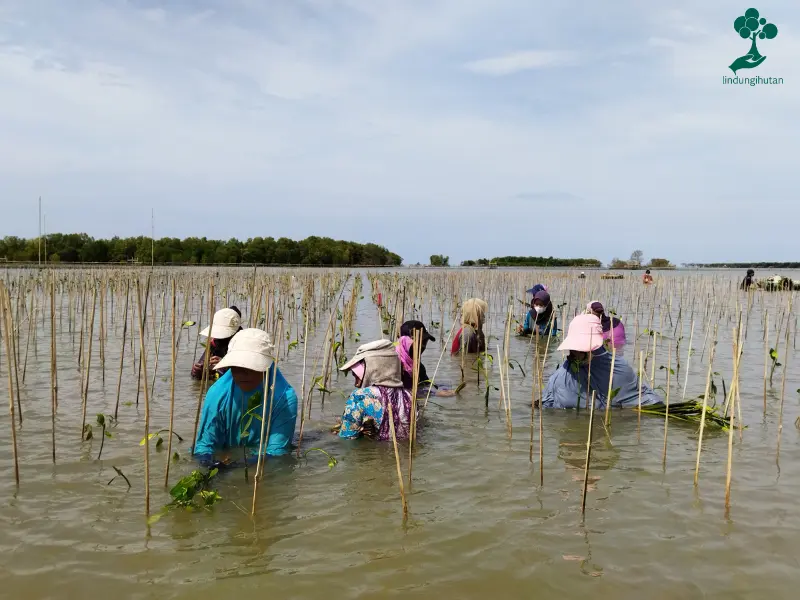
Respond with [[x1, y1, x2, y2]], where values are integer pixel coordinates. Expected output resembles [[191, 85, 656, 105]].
[[200, 307, 241, 339], [339, 339, 396, 372], [557, 314, 604, 353], [214, 328, 275, 372]]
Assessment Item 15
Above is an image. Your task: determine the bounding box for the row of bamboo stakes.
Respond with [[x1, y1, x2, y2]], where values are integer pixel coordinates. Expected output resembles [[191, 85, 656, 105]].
[[0, 267, 796, 523]]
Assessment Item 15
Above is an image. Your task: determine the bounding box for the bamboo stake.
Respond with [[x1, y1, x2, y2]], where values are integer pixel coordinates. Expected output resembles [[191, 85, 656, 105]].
[[387, 398, 408, 519], [694, 331, 718, 486], [113, 281, 130, 420], [776, 311, 792, 461], [80, 284, 97, 440], [50, 275, 57, 463], [136, 280, 152, 518], [407, 329, 422, 489], [581, 391, 597, 516], [637, 351, 643, 443], [662, 345, 671, 468], [192, 282, 216, 454], [165, 279, 177, 487], [2, 285, 20, 485], [763, 312, 769, 416]]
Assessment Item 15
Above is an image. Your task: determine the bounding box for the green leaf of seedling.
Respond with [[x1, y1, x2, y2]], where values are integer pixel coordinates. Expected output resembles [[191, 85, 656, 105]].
[[104, 430, 113, 438], [609, 387, 621, 401], [172, 452, 180, 462], [147, 512, 165, 526], [156, 437, 164, 448], [287, 341, 299, 352], [182, 321, 196, 328], [769, 348, 778, 361], [140, 433, 159, 446], [454, 381, 467, 394], [776, 362, 782, 367], [96, 413, 106, 427]]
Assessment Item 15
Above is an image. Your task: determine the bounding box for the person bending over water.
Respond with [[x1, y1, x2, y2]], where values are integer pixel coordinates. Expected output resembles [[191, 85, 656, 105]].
[[452, 298, 488, 354], [586, 301, 626, 349], [396, 320, 456, 397], [191, 306, 243, 381], [336, 340, 415, 441], [542, 314, 662, 409], [194, 329, 298, 463]]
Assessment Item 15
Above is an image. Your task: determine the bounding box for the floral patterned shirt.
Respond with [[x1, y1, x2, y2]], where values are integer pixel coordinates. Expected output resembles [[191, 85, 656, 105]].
[[338, 385, 413, 441]]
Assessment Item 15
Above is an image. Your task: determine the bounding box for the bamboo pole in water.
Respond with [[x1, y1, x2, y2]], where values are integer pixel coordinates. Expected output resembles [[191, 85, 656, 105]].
[[694, 332, 718, 486], [725, 326, 741, 513], [80, 284, 97, 440], [50, 275, 57, 463], [2, 285, 20, 485], [407, 329, 422, 489], [387, 398, 408, 519], [165, 279, 177, 487], [637, 351, 644, 443], [763, 312, 769, 416], [662, 345, 671, 468], [295, 311, 310, 457], [776, 309, 792, 461], [113, 280, 130, 420], [192, 282, 216, 454], [581, 391, 597, 516], [681, 319, 695, 400], [136, 280, 152, 518]]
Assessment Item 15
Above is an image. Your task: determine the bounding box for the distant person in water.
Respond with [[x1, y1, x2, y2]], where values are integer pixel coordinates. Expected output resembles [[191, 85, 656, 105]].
[[194, 329, 298, 463], [518, 290, 558, 337], [452, 298, 488, 354], [741, 269, 756, 290], [642, 270, 653, 285], [542, 314, 662, 409], [191, 306, 243, 381], [586, 301, 626, 349], [336, 340, 415, 441], [396, 320, 456, 397], [578, 272, 586, 279]]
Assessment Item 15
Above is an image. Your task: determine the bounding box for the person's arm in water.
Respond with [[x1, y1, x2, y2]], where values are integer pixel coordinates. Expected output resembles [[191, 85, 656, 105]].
[[338, 388, 383, 439], [263, 385, 298, 455], [518, 311, 533, 335], [193, 384, 226, 460]]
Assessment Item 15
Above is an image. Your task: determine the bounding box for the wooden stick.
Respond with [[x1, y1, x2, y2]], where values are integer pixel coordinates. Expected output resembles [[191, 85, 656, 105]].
[[387, 398, 408, 519], [165, 278, 177, 487], [407, 329, 422, 489], [136, 280, 152, 518], [113, 280, 130, 420], [581, 391, 597, 516], [637, 351, 643, 443], [80, 284, 97, 440], [192, 281, 216, 454], [662, 345, 671, 467], [776, 307, 792, 461], [50, 275, 57, 463], [2, 285, 20, 485], [694, 330, 717, 486], [763, 312, 769, 416]]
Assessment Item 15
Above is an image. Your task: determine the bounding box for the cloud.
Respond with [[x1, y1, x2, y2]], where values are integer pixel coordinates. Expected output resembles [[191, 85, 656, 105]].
[[0, 0, 798, 265], [464, 50, 576, 75]]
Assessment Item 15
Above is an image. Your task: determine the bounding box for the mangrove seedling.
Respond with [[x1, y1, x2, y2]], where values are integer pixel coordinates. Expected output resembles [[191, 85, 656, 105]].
[[95, 413, 113, 460], [303, 448, 339, 469], [769, 347, 781, 387], [140, 428, 184, 451], [107, 466, 131, 489], [507, 358, 526, 378], [148, 467, 222, 525]]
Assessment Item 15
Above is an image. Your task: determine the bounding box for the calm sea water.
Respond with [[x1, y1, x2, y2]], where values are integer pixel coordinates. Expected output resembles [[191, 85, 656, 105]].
[[0, 268, 798, 600]]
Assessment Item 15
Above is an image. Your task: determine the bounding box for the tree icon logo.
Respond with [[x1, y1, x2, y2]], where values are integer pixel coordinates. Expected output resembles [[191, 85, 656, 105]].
[[730, 8, 778, 74]]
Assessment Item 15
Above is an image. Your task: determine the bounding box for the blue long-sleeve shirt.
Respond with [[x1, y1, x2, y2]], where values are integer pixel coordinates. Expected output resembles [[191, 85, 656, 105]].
[[542, 347, 662, 409], [194, 367, 298, 461]]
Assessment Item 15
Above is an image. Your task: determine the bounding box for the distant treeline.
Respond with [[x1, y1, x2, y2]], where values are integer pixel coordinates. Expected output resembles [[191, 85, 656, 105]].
[[461, 256, 602, 267], [684, 262, 800, 269], [0, 233, 403, 266]]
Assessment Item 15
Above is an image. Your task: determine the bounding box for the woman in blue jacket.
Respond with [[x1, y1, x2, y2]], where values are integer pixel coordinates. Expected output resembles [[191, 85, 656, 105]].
[[194, 328, 298, 463]]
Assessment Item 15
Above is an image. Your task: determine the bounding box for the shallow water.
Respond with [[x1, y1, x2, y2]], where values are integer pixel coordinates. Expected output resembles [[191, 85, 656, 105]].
[[1, 269, 799, 600]]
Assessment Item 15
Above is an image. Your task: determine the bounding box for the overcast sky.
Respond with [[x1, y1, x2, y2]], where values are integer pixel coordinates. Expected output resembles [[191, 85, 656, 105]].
[[0, 1, 797, 265]]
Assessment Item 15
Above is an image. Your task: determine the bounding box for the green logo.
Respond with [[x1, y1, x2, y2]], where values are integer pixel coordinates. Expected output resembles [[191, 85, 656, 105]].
[[730, 8, 778, 74]]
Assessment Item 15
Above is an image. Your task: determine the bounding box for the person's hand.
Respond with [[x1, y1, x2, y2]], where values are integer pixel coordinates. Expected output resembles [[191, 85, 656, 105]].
[[516, 324, 524, 334], [435, 389, 456, 398], [209, 356, 221, 368]]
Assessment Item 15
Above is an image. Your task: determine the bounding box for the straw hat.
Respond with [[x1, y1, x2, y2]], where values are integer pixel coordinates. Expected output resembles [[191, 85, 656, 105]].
[[199, 308, 241, 339], [214, 329, 275, 372], [557, 314, 604, 353]]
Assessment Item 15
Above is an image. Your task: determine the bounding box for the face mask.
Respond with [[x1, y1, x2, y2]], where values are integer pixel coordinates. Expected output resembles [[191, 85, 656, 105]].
[[534, 305, 546, 314]]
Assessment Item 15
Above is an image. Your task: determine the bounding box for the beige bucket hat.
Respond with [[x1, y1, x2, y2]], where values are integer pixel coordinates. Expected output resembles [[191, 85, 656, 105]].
[[214, 328, 275, 372], [199, 308, 241, 339]]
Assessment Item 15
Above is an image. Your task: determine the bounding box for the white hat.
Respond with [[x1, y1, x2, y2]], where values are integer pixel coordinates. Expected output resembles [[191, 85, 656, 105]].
[[214, 328, 275, 372], [557, 314, 604, 353], [200, 308, 241, 339]]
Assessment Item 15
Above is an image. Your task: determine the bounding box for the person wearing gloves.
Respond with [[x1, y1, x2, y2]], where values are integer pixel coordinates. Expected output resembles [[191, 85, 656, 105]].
[[542, 314, 662, 410], [191, 306, 243, 380], [194, 328, 298, 463], [518, 290, 558, 337], [335, 340, 415, 441]]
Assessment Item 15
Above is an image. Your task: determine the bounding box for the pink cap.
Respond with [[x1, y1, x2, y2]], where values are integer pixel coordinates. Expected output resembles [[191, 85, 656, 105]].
[[558, 314, 604, 352]]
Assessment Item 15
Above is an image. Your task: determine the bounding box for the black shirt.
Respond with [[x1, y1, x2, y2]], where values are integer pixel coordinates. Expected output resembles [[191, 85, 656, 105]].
[[401, 361, 432, 390]]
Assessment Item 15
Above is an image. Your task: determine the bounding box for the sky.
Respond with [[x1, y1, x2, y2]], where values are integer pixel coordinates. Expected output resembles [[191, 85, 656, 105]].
[[0, 0, 798, 265]]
